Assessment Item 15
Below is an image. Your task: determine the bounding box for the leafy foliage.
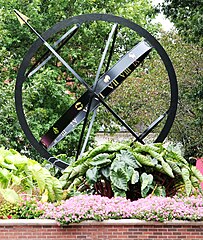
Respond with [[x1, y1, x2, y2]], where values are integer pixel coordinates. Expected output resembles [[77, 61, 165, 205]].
[[159, 0, 203, 46], [0, 147, 63, 203], [0, 196, 43, 219], [156, 2, 203, 158], [60, 141, 203, 199], [158, 32, 203, 158]]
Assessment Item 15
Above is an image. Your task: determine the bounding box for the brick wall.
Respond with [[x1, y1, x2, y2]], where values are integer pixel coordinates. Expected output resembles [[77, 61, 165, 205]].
[[0, 219, 203, 240]]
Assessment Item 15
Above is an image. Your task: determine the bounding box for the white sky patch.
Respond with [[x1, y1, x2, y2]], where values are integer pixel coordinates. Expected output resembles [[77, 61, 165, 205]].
[[151, 0, 174, 31]]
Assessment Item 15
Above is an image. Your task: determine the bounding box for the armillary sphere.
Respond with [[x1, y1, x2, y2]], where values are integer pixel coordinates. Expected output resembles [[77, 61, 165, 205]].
[[15, 13, 178, 169]]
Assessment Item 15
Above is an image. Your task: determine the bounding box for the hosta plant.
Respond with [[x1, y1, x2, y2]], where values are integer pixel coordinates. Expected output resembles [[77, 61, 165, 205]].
[[0, 147, 63, 203], [60, 141, 203, 199]]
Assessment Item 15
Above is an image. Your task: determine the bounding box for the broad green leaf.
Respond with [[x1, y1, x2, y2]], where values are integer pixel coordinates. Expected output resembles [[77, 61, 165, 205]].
[[0, 167, 11, 180], [148, 150, 164, 162], [166, 160, 181, 174], [105, 142, 130, 152], [167, 151, 188, 165], [132, 152, 154, 166], [41, 189, 49, 203], [11, 155, 28, 168], [161, 160, 174, 178], [111, 157, 125, 172], [111, 184, 126, 198], [131, 170, 139, 184], [45, 176, 55, 202], [140, 173, 154, 198], [110, 169, 128, 191], [0, 168, 11, 188], [151, 158, 158, 165], [28, 165, 46, 193], [140, 173, 153, 191], [86, 167, 99, 184], [8, 149, 19, 155], [181, 167, 192, 196], [44, 175, 63, 202], [190, 176, 200, 188], [155, 164, 166, 174], [141, 186, 151, 198], [153, 186, 166, 197], [90, 153, 111, 167], [68, 165, 82, 179], [125, 166, 134, 181], [0, 155, 17, 170], [51, 177, 63, 201], [133, 142, 161, 153], [118, 150, 141, 168], [11, 175, 21, 186], [62, 165, 73, 175], [0, 188, 20, 203], [191, 166, 203, 182], [101, 166, 111, 180], [86, 142, 112, 159], [67, 177, 83, 192]]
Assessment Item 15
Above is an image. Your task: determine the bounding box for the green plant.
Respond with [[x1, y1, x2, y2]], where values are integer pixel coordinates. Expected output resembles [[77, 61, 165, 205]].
[[0, 196, 43, 219], [60, 141, 203, 199], [159, 0, 203, 46], [0, 147, 63, 203]]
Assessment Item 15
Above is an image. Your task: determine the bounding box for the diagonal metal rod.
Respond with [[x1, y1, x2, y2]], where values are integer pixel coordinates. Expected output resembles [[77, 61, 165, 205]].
[[80, 109, 97, 156], [27, 24, 80, 77], [105, 25, 118, 72], [77, 23, 118, 158], [75, 93, 93, 161], [97, 94, 145, 144], [14, 10, 91, 90], [94, 24, 118, 88], [138, 111, 168, 140]]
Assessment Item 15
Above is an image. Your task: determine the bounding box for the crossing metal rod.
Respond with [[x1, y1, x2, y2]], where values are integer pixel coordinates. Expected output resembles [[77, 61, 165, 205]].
[[97, 95, 145, 144], [14, 9, 91, 90], [77, 24, 118, 159], [27, 24, 80, 77]]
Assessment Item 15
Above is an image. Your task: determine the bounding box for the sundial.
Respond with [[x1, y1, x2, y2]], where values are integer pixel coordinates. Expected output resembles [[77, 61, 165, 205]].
[[14, 11, 178, 169]]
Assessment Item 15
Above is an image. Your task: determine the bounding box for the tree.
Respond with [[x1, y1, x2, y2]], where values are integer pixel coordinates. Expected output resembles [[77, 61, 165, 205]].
[[0, 0, 158, 160], [159, 32, 203, 158], [158, 0, 203, 158], [159, 0, 203, 47]]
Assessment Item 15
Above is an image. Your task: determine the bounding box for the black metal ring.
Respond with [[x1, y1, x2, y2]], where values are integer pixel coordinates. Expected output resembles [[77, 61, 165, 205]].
[[15, 14, 178, 169]]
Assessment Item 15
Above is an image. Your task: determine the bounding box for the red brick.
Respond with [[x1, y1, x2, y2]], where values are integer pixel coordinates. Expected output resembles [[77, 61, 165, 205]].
[[0, 222, 203, 240]]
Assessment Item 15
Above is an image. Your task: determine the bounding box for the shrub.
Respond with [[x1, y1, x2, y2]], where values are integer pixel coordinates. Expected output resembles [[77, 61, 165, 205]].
[[0, 147, 63, 203], [0, 196, 43, 219], [60, 141, 203, 199]]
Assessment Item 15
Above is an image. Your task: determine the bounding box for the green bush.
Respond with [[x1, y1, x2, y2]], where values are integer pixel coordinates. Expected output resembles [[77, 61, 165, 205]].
[[60, 141, 203, 199], [0, 147, 63, 203], [0, 197, 43, 219]]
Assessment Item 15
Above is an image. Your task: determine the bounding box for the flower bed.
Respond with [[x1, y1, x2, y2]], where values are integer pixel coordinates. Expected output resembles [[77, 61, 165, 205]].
[[1, 193, 203, 239], [40, 194, 203, 224]]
